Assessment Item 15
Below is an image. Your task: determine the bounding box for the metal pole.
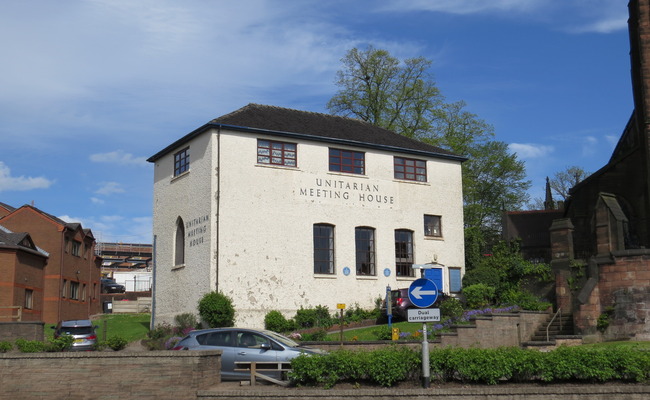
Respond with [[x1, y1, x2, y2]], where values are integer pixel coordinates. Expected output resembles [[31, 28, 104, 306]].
[[422, 322, 430, 388]]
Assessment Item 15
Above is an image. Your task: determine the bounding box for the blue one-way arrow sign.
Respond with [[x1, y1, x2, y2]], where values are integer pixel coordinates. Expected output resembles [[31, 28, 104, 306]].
[[408, 278, 439, 308]]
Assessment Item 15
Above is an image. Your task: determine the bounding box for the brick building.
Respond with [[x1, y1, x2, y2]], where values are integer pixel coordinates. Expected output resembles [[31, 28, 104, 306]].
[[0, 225, 48, 322], [0, 204, 102, 323], [550, 0, 650, 340]]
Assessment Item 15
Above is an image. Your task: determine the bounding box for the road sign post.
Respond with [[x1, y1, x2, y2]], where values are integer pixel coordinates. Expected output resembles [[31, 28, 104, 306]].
[[408, 276, 440, 389]]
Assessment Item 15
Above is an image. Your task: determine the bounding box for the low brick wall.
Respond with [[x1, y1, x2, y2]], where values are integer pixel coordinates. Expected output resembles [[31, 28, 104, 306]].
[[198, 384, 650, 400], [0, 350, 221, 400], [0, 321, 44, 342]]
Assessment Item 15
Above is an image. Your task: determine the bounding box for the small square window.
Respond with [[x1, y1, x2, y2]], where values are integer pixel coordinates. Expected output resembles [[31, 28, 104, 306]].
[[257, 140, 297, 167], [174, 147, 190, 176], [394, 157, 427, 182], [329, 148, 365, 175], [424, 215, 442, 237]]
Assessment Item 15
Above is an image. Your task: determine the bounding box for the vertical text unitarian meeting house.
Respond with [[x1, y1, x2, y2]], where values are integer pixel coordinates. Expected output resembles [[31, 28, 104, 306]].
[[147, 104, 466, 326]]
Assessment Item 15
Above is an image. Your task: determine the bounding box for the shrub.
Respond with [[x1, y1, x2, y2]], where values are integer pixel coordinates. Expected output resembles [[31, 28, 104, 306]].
[[45, 335, 74, 352], [301, 329, 327, 341], [174, 313, 198, 331], [15, 338, 45, 353], [0, 341, 12, 353], [462, 283, 495, 309], [105, 335, 128, 351], [294, 305, 333, 329], [198, 291, 235, 328], [500, 288, 551, 311], [264, 310, 293, 333], [439, 297, 464, 318]]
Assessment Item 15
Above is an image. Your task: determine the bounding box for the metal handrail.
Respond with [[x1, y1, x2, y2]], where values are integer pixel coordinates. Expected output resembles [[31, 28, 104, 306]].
[[546, 308, 562, 342]]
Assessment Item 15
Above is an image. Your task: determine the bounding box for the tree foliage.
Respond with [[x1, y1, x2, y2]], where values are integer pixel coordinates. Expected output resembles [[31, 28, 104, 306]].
[[550, 165, 590, 201], [328, 46, 530, 263]]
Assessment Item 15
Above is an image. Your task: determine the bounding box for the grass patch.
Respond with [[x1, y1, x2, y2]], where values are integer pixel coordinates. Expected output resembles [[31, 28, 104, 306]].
[[45, 313, 151, 343], [326, 320, 442, 341]]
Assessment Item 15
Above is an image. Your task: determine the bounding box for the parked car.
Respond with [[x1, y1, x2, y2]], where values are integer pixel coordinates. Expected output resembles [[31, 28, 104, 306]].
[[380, 288, 448, 321], [52, 320, 98, 351], [101, 278, 126, 294], [172, 328, 326, 380]]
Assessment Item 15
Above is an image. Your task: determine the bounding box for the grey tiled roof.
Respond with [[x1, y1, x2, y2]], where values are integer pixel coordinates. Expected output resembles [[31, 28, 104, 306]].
[[149, 104, 464, 162]]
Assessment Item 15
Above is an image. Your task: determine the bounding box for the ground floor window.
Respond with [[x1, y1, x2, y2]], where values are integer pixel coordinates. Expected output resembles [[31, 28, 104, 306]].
[[313, 224, 335, 274], [24, 289, 33, 309], [395, 229, 414, 277], [355, 227, 376, 276]]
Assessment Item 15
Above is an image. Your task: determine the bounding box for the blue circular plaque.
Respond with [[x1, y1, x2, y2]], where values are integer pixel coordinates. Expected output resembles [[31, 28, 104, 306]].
[[343, 267, 350, 276], [383, 268, 391, 277]]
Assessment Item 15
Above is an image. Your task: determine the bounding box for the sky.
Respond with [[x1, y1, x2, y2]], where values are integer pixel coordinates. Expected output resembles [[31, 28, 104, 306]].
[[0, 0, 634, 244]]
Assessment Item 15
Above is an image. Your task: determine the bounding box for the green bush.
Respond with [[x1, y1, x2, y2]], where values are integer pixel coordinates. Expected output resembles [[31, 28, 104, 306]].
[[264, 310, 293, 333], [15, 338, 45, 353], [500, 288, 551, 311], [45, 335, 74, 352], [0, 341, 12, 353], [439, 297, 464, 318], [462, 283, 495, 309], [174, 313, 198, 331], [198, 291, 235, 328], [344, 303, 378, 323], [290, 345, 650, 388], [301, 328, 327, 341], [290, 347, 418, 388], [294, 305, 333, 329], [105, 335, 128, 351]]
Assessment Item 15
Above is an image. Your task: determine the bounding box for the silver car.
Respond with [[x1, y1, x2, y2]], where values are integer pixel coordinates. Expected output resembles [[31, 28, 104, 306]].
[[172, 328, 325, 380], [52, 320, 98, 351]]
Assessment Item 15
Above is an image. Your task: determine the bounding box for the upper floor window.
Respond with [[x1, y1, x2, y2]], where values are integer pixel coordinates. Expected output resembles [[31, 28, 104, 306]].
[[394, 157, 426, 182], [71, 240, 81, 257], [424, 215, 442, 237], [313, 224, 334, 274], [329, 149, 365, 175], [174, 147, 190, 176], [395, 229, 414, 277], [355, 227, 376, 276], [70, 281, 80, 300], [257, 139, 297, 167]]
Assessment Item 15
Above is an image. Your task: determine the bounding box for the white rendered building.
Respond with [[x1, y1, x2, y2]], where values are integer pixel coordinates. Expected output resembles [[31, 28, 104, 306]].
[[147, 104, 466, 327]]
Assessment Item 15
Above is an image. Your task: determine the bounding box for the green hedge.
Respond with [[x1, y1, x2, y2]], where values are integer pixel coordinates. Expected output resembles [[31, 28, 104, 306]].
[[289, 346, 650, 388]]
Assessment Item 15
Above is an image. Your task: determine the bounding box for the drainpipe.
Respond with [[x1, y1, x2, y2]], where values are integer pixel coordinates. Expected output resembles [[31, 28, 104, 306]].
[[58, 227, 66, 322], [215, 127, 221, 293]]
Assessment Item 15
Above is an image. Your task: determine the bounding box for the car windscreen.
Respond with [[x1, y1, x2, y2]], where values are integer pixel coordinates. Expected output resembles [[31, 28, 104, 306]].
[[60, 326, 94, 335], [263, 330, 299, 347]]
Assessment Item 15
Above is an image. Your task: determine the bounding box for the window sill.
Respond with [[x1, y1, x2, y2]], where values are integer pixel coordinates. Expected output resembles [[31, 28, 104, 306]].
[[171, 170, 190, 182], [424, 236, 444, 241], [172, 264, 186, 271], [313, 274, 337, 279], [355, 275, 377, 280], [255, 164, 300, 171], [327, 171, 369, 179], [393, 179, 429, 186], [396, 276, 417, 281]]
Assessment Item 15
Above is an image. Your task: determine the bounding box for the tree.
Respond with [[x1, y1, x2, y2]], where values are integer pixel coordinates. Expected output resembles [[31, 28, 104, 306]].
[[549, 166, 590, 201], [328, 47, 531, 265], [327, 46, 444, 140], [197, 291, 235, 328]]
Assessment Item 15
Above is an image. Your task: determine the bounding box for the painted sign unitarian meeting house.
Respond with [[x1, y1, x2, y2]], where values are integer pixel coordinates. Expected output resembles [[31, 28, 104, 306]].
[[147, 104, 466, 327]]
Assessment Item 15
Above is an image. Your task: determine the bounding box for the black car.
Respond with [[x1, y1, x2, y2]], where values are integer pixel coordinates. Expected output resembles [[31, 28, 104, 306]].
[[101, 278, 126, 294]]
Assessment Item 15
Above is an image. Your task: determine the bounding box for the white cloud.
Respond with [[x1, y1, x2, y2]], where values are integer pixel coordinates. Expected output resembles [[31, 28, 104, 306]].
[[90, 150, 147, 166], [90, 197, 105, 205], [508, 143, 554, 159], [95, 182, 126, 196], [0, 161, 54, 192]]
